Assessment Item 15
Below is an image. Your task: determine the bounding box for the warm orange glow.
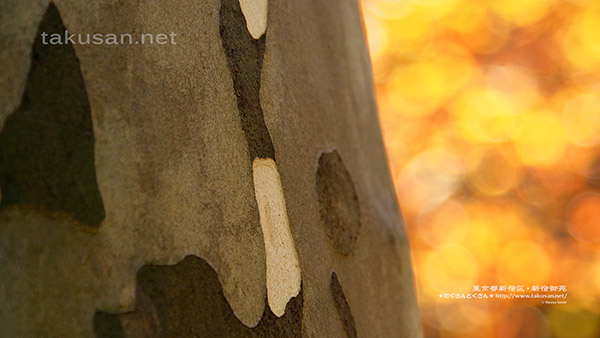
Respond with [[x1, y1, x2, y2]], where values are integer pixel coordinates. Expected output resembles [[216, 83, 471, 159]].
[[562, 93, 600, 147], [435, 301, 490, 334], [387, 50, 477, 117], [496, 306, 550, 338], [451, 87, 521, 143], [361, 0, 600, 335], [417, 201, 469, 248], [567, 193, 600, 243], [487, 0, 553, 26], [513, 110, 568, 167], [423, 246, 480, 294], [465, 146, 521, 196], [497, 240, 551, 285], [559, 3, 600, 72]]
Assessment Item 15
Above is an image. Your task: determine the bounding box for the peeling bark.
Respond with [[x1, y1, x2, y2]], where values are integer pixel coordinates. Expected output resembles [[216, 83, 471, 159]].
[[0, 0, 420, 337]]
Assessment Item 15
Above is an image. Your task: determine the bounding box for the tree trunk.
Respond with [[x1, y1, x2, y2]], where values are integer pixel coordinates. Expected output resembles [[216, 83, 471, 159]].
[[0, 0, 420, 336]]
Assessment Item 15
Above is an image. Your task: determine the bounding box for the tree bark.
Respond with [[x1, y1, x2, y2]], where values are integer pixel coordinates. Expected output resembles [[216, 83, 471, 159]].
[[0, 0, 420, 336]]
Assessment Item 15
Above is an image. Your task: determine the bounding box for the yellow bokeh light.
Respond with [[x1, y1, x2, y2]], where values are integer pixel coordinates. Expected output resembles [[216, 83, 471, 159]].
[[559, 3, 600, 72], [497, 240, 551, 285], [363, 0, 417, 21], [462, 202, 529, 266], [562, 92, 600, 147], [452, 87, 521, 143], [442, 0, 487, 34], [424, 246, 480, 294], [594, 257, 600, 295], [512, 110, 568, 167], [486, 0, 554, 26], [363, 12, 388, 62], [414, 0, 462, 20], [388, 51, 476, 117], [361, 0, 600, 335], [385, 12, 432, 55]]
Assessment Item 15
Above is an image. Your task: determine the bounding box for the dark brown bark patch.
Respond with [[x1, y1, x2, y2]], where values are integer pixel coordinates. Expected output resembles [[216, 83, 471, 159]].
[[219, 0, 274, 161], [94, 289, 160, 338], [316, 150, 361, 255], [94, 255, 303, 338], [330, 272, 357, 338], [0, 3, 105, 226]]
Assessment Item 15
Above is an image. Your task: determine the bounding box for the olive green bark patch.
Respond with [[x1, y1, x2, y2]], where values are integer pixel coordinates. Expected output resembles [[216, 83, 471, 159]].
[[219, 0, 274, 160], [0, 3, 105, 226], [94, 256, 303, 337], [316, 150, 361, 255], [93, 313, 128, 338], [330, 272, 357, 338]]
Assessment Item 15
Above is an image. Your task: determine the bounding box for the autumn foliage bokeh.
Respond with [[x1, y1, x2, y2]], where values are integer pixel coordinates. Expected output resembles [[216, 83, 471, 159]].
[[360, 0, 600, 336]]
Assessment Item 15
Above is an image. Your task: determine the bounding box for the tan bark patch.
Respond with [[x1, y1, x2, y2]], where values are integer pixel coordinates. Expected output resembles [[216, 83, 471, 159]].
[[253, 157, 301, 317], [239, 0, 268, 39]]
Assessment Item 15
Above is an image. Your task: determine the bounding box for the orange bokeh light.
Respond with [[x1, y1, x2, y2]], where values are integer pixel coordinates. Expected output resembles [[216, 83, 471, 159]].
[[361, 0, 600, 335], [567, 192, 600, 243]]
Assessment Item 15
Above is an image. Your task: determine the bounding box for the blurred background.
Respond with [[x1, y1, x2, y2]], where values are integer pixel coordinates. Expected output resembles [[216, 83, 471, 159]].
[[359, 0, 600, 337]]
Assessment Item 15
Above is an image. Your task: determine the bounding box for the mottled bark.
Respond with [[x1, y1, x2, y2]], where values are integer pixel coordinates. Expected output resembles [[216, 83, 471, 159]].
[[0, 0, 420, 337]]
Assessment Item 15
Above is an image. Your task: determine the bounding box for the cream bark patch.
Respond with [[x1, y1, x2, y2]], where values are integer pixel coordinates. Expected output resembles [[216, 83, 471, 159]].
[[252, 158, 301, 317], [238, 0, 268, 39]]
